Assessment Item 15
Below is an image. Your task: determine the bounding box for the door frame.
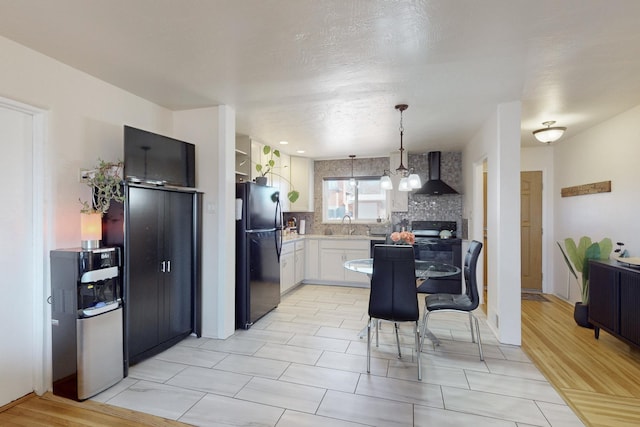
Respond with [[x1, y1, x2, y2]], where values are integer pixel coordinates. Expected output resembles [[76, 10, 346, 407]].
[[1, 96, 48, 396]]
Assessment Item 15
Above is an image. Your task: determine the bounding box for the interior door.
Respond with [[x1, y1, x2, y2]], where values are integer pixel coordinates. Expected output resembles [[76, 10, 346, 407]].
[[0, 104, 35, 405], [521, 171, 543, 291]]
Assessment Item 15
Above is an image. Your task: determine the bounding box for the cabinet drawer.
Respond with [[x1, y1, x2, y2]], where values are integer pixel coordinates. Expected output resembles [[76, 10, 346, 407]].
[[295, 240, 305, 251], [281, 242, 295, 255]]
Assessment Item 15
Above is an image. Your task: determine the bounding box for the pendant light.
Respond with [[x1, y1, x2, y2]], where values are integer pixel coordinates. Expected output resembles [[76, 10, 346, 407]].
[[380, 104, 422, 191], [533, 120, 566, 143], [349, 154, 356, 187]]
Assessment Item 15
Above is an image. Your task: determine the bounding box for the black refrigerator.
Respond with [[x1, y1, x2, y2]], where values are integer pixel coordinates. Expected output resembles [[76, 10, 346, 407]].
[[235, 182, 282, 329]]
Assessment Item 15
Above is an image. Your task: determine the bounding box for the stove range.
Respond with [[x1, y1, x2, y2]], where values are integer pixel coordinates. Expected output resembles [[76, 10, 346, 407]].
[[411, 220, 462, 294], [411, 220, 460, 242]]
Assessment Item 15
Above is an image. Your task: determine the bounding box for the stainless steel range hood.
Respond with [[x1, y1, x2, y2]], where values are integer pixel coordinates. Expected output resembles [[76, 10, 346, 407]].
[[414, 151, 458, 195]]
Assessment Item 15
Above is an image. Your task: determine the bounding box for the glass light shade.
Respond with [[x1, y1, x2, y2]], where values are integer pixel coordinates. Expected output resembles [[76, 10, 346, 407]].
[[408, 173, 421, 189], [81, 212, 102, 249], [380, 175, 393, 190], [398, 177, 410, 192], [533, 126, 566, 143]]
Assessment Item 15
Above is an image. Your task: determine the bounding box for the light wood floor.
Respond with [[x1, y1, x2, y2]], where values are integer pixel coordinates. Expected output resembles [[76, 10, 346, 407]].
[[0, 392, 189, 426], [2, 294, 640, 426], [522, 294, 640, 427]]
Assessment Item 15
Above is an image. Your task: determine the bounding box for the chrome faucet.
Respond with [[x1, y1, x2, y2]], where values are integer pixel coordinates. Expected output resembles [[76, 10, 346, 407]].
[[342, 214, 354, 235]]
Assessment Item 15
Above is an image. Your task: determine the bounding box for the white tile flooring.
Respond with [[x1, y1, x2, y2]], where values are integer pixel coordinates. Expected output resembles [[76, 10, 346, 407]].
[[92, 284, 585, 426]]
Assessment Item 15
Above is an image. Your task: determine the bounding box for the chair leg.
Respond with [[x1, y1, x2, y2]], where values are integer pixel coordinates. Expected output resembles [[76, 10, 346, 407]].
[[367, 317, 372, 373], [394, 323, 401, 358], [472, 314, 484, 361], [375, 319, 379, 347], [469, 312, 476, 343], [414, 321, 422, 381]]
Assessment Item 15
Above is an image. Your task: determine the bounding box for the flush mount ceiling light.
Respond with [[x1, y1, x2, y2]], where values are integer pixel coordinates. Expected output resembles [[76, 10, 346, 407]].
[[533, 120, 567, 143], [380, 104, 421, 192]]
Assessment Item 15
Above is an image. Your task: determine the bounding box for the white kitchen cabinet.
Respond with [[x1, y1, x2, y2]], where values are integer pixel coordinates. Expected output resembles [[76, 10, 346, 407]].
[[294, 239, 305, 285], [388, 151, 409, 212], [251, 140, 292, 211], [289, 156, 314, 212], [318, 239, 370, 285], [235, 134, 251, 183], [280, 241, 296, 294], [281, 239, 306, 294], [305, 238, 320, 281]]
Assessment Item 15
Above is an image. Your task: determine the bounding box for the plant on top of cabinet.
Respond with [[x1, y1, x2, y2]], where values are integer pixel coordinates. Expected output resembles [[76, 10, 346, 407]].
[[255, 145, 300, 203], [79, 159, 125, 214]]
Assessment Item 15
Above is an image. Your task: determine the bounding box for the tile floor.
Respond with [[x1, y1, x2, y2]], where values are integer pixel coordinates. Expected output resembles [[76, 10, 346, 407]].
[[92, 284, 584, 426]]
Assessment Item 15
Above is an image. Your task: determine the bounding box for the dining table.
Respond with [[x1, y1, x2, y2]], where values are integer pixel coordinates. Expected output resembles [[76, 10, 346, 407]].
[[343, 258, 461, 341], [343, 258, 461, 280]]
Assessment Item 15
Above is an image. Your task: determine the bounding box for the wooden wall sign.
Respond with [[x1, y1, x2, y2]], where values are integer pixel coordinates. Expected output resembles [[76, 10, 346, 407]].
[[561, 180, 611, 197]]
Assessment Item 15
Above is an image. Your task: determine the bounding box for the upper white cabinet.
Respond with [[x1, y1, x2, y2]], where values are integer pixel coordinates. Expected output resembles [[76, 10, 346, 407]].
[[289, 156, 314, 212], [235, 134, 251, 183], [250, 142, 313, 213], [388, 151, 409, 212]]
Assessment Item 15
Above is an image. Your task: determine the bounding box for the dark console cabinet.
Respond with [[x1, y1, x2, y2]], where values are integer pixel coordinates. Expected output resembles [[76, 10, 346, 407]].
[[589, 260, 640, 348], [104, 183, 201, 367]]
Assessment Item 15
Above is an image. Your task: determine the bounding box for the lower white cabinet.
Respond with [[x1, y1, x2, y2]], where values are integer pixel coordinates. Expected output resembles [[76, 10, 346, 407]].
[[280, 242, 295, 294], [281, 239, 305, 294], [305, 239, 320, 281], [294, 240, 305, 284], [319, 239, 370, 285]]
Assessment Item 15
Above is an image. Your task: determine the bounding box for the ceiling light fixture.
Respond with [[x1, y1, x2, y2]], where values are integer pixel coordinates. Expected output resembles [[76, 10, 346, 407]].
[[380, 104, 421, 192], [533, 121, 566, 143], [349, 154, 356, 187]]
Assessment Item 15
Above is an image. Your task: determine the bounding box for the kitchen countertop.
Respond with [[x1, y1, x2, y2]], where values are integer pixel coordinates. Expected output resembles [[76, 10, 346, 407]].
[[282, 234, 386, 242]]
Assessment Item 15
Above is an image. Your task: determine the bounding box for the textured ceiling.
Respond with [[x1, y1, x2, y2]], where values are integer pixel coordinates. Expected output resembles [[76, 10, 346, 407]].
[[1, 0, 640, 159]]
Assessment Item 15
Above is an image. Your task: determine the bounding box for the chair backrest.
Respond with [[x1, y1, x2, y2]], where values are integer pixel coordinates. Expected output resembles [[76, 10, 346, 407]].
[[368, 244, 419, 322], [463, 240, 483, 310]]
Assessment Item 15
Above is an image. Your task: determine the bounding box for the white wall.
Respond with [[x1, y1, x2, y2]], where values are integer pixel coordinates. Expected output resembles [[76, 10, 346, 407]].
[[463, 101, 522, 345], [521, 146, 555, 295], [0, 35, 174, 402], [174, 107, 236, 339], [553, 105, 640, 302]]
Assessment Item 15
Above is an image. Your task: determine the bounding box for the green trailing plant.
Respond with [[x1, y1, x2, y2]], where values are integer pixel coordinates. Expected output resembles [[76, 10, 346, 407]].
[[557, 236, 612, 304], [79, 159, 125, 214], [254, 145, 300, 203]]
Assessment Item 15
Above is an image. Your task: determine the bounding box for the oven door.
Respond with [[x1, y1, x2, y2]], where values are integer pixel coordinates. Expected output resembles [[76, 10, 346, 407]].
[[415, 240, 456, 264]]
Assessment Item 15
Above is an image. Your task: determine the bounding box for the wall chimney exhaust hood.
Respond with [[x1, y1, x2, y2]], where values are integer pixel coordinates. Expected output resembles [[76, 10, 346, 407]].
[[414, 151, 458, 195]]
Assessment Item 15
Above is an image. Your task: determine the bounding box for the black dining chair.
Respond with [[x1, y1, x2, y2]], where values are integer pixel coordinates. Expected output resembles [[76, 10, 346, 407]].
[[367, 244, 422, 380], [420, 240, 484, 360]]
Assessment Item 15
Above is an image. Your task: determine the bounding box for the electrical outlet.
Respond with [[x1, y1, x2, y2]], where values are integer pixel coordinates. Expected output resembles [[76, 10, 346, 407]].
[[79, 168, 90, 182]]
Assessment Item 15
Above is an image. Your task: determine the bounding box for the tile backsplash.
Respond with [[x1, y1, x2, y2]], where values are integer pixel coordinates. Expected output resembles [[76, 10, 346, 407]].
[[287, 152, 463, 237]]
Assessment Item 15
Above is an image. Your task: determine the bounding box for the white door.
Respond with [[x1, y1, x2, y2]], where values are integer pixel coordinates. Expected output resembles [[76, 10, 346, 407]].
[[0, 102, 43, 405]]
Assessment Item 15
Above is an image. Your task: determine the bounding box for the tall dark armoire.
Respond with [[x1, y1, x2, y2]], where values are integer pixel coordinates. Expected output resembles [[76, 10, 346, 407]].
[[103, 183, 202, 369]]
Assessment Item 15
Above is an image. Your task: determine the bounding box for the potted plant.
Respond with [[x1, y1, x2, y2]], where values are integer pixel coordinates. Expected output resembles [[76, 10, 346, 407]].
[[78, 159, 125, 248], [254, 145, 300, 203], [557, 236, 612, 327], [79, 159, 125, 214]]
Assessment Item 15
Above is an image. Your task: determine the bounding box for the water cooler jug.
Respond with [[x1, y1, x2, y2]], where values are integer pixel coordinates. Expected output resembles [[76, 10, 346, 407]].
[[50, 247, 123, 400]]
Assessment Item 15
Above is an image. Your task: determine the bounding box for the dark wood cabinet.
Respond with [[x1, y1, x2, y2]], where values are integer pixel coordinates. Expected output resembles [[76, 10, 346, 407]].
[[589, 260, 640, 348], [104, 184, 201, 367]]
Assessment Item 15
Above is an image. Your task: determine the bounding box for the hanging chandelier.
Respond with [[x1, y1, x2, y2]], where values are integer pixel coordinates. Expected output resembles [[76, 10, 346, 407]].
[[380, 104, 421, 192], [348, 154, 356, 187]]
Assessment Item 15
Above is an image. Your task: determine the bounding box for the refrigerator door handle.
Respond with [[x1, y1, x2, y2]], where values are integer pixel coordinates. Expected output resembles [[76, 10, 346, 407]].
[[275, 197, 282, 261]]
